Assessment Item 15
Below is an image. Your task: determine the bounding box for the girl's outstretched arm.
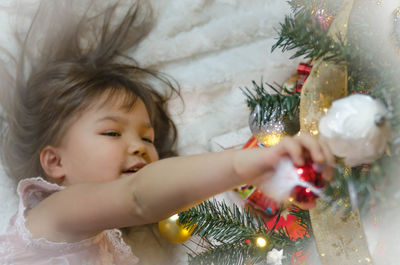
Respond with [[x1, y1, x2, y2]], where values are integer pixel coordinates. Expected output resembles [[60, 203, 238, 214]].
[[129, 133, 334, 222], [26, 134, 333, 242]]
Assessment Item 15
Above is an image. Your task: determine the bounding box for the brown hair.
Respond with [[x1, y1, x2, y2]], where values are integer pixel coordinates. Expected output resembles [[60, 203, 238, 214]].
[[0, 0, 180, 180]]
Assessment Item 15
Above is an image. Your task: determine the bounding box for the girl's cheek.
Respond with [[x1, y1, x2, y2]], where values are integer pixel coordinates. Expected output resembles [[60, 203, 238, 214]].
[[151, 148, 159, 161]]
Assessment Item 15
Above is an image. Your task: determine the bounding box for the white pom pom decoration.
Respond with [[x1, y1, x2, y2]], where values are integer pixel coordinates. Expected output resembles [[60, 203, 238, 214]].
[[258, 158, 324, 202], [266, 248, 284, 265], [318, 94, 390, 167]]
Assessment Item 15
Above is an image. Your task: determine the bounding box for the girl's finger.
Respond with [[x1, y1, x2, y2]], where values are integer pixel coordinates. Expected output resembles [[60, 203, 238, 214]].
[[319, 137, 335, 166], [296, 134, 325, 163], [279, 137, 304, 166], [322, 166, 334, 181]]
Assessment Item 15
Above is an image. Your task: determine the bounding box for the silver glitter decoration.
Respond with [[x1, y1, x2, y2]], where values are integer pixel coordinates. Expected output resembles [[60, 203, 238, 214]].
[[249, 104, 300, 146]]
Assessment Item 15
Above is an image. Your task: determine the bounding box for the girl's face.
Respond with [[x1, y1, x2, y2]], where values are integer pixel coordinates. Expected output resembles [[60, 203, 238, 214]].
[[53, 93, 159, 186]]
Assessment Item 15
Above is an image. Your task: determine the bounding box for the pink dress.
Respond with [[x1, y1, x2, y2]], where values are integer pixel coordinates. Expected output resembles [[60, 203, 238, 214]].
[[0, 177, 139, 265]]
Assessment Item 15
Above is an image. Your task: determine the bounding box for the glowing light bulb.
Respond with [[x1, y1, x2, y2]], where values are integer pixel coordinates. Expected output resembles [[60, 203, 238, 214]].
[[305, 187, 311, 193], [296, 168, 304, 175], [256, 237, 267, 248]]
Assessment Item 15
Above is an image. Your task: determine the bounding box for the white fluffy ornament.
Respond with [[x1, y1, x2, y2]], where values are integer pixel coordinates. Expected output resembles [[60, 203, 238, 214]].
[[318, 94, 390, 167], [258, 158, 324, 203], [266, 248, 284, 265]]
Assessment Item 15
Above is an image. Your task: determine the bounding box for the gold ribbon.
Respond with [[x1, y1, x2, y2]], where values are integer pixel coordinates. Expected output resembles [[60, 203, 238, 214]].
[[300, 0, 374, 264]]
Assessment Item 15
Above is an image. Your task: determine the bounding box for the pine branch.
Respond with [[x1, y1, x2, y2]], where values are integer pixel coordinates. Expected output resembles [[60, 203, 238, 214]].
[[240, 80, 300, 126], [180, 200, 313, 265], [271, 12, 351, 62], [179, 200, 265, 244], [289, 206, 312, 237], [187, 243, 246, 265], [322, 162, 391, 216]]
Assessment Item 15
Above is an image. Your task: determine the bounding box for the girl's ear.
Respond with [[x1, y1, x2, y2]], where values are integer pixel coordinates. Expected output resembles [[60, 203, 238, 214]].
[[40, 146, 65, 180]]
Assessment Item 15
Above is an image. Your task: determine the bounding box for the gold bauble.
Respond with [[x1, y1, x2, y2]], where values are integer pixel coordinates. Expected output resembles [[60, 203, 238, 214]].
[[158, 214, 194, 243]]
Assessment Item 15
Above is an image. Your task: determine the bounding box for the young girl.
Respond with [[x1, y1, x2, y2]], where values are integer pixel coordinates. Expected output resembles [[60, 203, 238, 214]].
[[0, 0, 334, 264]]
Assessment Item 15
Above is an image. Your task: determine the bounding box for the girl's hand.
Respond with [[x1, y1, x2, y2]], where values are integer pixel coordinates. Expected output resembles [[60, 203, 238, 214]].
[[233, 134, 335, 186]]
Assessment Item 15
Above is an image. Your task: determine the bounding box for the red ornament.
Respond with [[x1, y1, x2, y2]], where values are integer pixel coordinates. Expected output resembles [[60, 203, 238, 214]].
[[297, 63, 312, 76], [291, 160, 325, 204], [295, 63, 312, 93]]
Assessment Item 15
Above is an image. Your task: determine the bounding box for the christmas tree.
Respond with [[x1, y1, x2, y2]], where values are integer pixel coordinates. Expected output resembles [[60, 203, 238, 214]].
[[162, 1, 400, 264]]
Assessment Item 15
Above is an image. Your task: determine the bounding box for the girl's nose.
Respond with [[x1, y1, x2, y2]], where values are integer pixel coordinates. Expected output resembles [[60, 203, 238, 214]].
[[128, 141, 147, 157]]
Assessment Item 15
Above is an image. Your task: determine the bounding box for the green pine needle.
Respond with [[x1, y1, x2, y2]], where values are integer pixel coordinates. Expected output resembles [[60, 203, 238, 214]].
[[271, 11, 351, 62], [241, 80, 300, 126], [188, 242, 255, 265], [179, 200, 265, 244], [180, 200, 313, 265]]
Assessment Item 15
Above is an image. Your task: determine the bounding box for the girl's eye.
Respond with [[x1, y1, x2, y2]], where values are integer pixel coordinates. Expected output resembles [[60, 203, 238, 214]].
[[142, 137, 154, 144], [101, 131, 121, 137]]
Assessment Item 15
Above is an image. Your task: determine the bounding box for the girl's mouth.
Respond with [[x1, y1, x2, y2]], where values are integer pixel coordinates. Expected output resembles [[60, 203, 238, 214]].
[[122, 162, 147, 174]]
